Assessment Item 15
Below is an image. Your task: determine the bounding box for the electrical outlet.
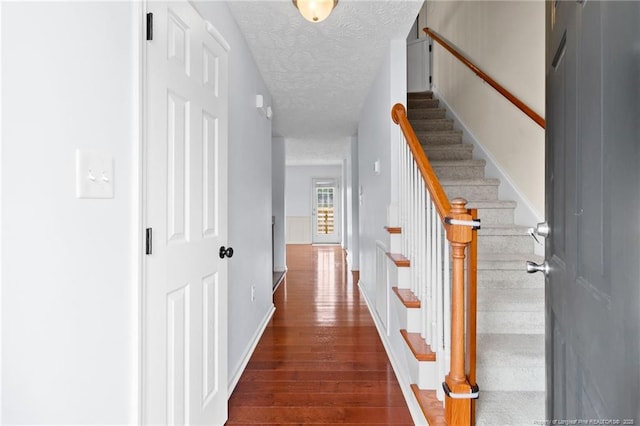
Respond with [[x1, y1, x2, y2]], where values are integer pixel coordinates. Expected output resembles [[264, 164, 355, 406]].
[[251, 285, 256, 302]]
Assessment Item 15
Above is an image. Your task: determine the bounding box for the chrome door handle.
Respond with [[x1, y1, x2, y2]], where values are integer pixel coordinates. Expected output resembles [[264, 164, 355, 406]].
[[527, 221, 550, 245], [534, 222, 550, 237], [526, 260, 549, 275]]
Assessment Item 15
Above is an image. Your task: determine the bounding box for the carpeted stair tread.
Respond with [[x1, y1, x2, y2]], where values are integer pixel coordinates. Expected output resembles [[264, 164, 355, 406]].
[[477, 288, 544, 312], [477, 224, 532, 236], [477, 252, 543, 266], [423, 143, 474, 161], [430, 159, 486, 167], [406, 107, 446, 119], [477, 333, 544, 367], [440, 177, 500, 186], [410, 118, 454, 131], [416, 130, 463, 145], [441, 177, 500, 201], [466, 199, 517, 209], [432, 159, 487, 179], [407, 99, 440, 110], [408, 91, 433, 99], [475, 391, 545, 426]]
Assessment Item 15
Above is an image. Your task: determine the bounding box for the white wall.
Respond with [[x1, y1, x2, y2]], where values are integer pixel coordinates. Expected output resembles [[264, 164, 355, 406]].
[[285, 165, 342, 244], [427, 0, 545, 222], [358, 39, 425, 420], [1, 3, 276, 423], [272, 138, 286, 271], [193, 1, 275, 391], [345, 137, 360, 270], [1, 2, 139, 423], [358, 40, 395, 298]]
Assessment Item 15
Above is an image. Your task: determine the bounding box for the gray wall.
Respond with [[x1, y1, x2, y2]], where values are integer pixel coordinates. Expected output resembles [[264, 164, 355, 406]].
[[194, 1, 275, 390], [345, 136, 360, 270], [357, 38, 414, 411], [285, 165, 343, 216], [272, 138, 286, 271]]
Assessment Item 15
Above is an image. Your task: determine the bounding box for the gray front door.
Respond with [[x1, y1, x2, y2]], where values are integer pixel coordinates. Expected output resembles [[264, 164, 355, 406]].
[[546, 0, 639, 421]]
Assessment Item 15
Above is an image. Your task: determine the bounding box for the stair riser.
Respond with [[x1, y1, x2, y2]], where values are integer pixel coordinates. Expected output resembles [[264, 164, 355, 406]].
[[477, 288, 544, 311], [477, 311, 544, 334], [473, 206, 515, 226], [418, 133, 462, 145], [392, 266, 411, 290], [423, 146, 474, 161], [408, 92, 433, 100], [389, 234, 401, 253], [475, 391, 545, 426], [478, 235, 534, 255], [477, 269, 544, 288], [407, 99, 440, 110], [404, 349, 440, 390], [408, 109, 445, 120], [476, 366, 545, 392], [411, 119, 454, 131], [443, 183, 499, 201], [392, 297, 421, 333], [406, 109, 446, 119], [433, 164, 485, 180]]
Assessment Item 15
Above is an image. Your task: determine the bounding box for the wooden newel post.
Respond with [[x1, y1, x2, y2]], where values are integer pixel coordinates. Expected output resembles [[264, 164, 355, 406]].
[[444, 198, 474, 425]]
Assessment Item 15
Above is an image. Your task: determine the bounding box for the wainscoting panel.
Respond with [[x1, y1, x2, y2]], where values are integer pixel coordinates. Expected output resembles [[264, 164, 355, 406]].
[[285, 216, 311, 244]]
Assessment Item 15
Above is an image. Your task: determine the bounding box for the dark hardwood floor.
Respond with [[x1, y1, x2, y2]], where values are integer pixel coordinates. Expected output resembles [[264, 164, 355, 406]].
[[226, 244, 413, 425]]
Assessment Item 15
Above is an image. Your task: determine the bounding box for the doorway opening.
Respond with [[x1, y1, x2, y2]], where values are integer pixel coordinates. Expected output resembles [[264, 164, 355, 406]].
[[312, 178, 341, 244]]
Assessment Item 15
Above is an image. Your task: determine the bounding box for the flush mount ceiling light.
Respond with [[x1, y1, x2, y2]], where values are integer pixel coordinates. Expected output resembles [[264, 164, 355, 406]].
[[292, 0, 338, 23]]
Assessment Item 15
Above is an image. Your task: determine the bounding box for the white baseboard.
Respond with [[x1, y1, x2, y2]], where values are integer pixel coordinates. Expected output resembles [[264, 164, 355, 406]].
[[358, 282, 428, 425], [432, 87, 544, 228], [227, 304, 276, 396]]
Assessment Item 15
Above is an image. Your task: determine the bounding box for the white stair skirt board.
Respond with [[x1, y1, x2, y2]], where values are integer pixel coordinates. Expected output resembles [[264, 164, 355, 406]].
[[359, 281, 429, 425]]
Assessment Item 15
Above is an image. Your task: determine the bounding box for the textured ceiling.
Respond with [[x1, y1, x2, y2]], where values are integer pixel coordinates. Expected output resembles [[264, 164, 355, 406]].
[[227, 0, 422, 164]]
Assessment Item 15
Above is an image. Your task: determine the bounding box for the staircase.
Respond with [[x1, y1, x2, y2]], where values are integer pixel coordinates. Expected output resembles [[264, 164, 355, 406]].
[[396, 91, 545, 425]]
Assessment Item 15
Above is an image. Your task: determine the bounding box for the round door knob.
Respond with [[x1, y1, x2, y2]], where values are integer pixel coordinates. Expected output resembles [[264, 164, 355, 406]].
[[526, 260, 549, 275], [219, 246, 234, 259]]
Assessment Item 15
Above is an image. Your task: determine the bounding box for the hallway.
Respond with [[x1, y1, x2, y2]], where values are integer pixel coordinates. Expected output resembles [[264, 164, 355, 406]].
[[226, 245, 413, 424]]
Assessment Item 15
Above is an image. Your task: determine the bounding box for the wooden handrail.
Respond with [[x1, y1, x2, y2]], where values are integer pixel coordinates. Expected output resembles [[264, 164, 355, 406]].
[[424, 27, 545, 129], [391, 104, 451, 219]]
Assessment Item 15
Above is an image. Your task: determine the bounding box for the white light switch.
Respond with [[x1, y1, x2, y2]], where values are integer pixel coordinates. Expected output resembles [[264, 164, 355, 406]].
[[75, 150, 114, 199]]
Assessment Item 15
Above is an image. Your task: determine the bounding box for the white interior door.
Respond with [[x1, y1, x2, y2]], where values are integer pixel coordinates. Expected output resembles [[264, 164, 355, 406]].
[[144, 2, 229, 424], [312, 178, 341, 244]]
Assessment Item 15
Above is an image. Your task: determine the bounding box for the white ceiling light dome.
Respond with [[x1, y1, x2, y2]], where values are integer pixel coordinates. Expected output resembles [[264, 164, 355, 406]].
[[292, 0, 338, 23]]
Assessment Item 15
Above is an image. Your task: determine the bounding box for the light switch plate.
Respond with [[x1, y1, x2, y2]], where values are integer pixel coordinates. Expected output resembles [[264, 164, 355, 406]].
[[75, 150, 114, 199]]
